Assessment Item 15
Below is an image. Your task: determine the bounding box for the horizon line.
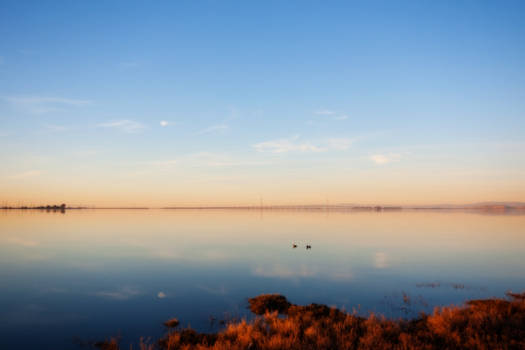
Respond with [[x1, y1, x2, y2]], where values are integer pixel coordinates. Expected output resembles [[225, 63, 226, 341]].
[[2, 202, 525, 211]]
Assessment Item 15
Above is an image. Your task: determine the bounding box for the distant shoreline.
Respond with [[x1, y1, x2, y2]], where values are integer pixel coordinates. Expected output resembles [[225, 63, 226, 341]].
[[2, 204, 524, 212]]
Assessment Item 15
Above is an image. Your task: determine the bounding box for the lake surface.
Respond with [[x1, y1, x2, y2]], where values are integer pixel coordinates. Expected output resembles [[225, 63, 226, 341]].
[[1, 209, 524, 349]]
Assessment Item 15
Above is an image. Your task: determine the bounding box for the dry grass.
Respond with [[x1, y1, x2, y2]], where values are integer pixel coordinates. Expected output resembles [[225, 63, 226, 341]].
[[98, 291, 525, 350]]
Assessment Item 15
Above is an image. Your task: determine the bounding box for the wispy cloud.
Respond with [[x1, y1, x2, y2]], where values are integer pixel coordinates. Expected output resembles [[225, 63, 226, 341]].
[[370, 153, 401, 164], [8, 170, 42, 179], [160, 120, 175, 127], [196, 124, 229, 135], [253, 136, 355, 154], [97, 120, 145, 133], [253, 135, 322, 154], [4, 96, 91, 114], [314, 109, 336, 116], [312, 109, 349, 122]]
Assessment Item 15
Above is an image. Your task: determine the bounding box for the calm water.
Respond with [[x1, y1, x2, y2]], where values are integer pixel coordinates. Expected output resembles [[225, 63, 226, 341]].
[[1, 209, 524, 349]]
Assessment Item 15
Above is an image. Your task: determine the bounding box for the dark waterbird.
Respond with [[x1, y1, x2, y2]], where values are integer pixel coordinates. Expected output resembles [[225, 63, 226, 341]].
[[292, 243, 297, 248], [306, 244, 311, 250]]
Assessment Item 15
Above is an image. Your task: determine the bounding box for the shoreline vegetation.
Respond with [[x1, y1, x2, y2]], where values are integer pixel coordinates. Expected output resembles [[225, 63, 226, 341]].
[[96, 292, 525, 350]]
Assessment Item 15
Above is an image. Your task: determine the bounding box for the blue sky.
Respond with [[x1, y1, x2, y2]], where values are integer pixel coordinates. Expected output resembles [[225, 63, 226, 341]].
[[1, 1, 524, 206]]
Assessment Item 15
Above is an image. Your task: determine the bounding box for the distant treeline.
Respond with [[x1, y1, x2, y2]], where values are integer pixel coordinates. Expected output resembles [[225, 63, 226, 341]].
[[1, 204, 68, 211]]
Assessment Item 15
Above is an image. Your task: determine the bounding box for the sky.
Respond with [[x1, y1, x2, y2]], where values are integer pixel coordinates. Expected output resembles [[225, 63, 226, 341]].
[[1, 0, 524, 207]]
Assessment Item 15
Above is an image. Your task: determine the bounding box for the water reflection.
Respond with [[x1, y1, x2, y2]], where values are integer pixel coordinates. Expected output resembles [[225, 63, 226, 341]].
[[0, 209, 524, 350]]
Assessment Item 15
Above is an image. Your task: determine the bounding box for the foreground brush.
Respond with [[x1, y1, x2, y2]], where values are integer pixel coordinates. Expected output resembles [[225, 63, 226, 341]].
[[97, 291, 525, 350]]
